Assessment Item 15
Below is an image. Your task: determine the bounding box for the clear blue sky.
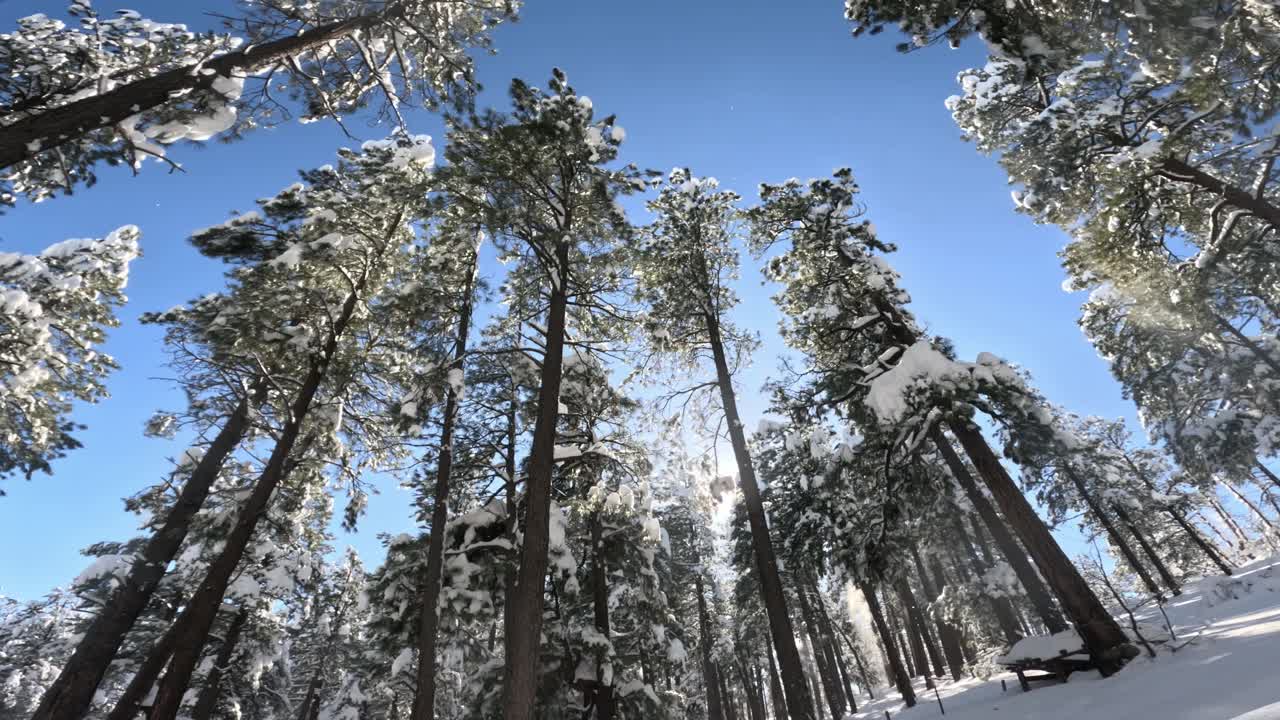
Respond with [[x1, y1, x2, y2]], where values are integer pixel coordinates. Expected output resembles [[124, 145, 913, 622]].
[[0, 0, 1136, 599]]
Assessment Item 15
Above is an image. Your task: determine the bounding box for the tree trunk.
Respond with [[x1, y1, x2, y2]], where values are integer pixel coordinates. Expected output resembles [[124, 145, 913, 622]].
[[501, 372, 520, 633], [753, 663, 773, 720], [796, 584, 843, 720], [861, 582, 915, 707], [810, 583, 857, 712], [409, 258, 476, 720], [737, 659, 765, 720], [1110, 502, 1181, 596], [932, 428, 1066, 634], [0, 10, 391, 171], [1060, 464, 1163, 597], [1156, 157, 1280, 234], [799, 640, 825, 720], [1170, 506, 1234, 575], [189, 607, 248, 720], [912, 546, 965, 681], [33, 385, 261, 720], [1123, 453, 1234, 575], [850, 642, 873, 700], [105, 619, 180, 720], [1257, 462, 1280, 491], [767, 645, 789, 720], [1209, 497, 1252, 548], [696, 574, 726, 720], [589, 513, 615, 720], [894, 579, 936, 688], [1220, 479, 1277, 530], [705, 310, 815, 720], [719, 666, 740, 720], [945, 422, 1132, 673], [1195, 508, 1240, 552], [147, 275, 370, 720], [829, 637, 857, 714], [295, 664, 325, 720], [952, 422, 1131, 671], [900, 573, 945, 680], [887, 600, 914, 679], [502, 241, 571, 720], [949, 515, 1023, 644]]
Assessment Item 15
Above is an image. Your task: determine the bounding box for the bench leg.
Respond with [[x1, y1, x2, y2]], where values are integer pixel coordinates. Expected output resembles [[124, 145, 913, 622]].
[[1017, 670, 1031, 693]]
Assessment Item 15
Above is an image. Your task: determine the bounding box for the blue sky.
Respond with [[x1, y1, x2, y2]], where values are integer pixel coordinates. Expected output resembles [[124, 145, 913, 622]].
[[0, 0, 1137, 599]]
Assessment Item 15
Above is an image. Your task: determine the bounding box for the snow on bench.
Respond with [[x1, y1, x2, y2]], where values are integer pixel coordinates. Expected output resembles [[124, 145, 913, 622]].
[[997, 629, 1094, 692], [997, 629, 1085, 665]]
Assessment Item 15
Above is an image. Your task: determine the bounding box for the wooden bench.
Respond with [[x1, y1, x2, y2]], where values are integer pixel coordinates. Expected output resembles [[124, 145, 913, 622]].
[[1002, 650, 1094, 692]]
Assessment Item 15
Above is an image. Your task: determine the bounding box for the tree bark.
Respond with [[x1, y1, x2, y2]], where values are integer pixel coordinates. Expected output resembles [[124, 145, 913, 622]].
[[589, 512, 615, 720], [1220, 479, 1277, 531], [1257, 462, 1280, 491], [1170, 506, 1234, 575], [705, 309, 816, 720], [409, 256, 476, 720], [830, 640, 857, 715], [0, 10, 395, 171], [719, 665, 740, 720], [753, 663, 773, 720], [737, 659, 765, 720], [767, 644, 789, 720], [146, 271, 371, 720], [189, 607, 248, 720], [931, 428, 1067, 634], [1110, 502, 1181, 596], [810, 582, 857, 712], [295, 664, 326, 720], [32, 385, 261, 720], [1209, 497, 1252, 548], [887, 600, 915, 679], [1121, 453, 1234, 575], [1060, 463, 1163, 597], [502, 240, 571, 720], [946, 421, 1131, 674], [894, 578, 938, 687], [903, 574, 945, 680], [105, 619, 180, 720], [796, 583, 843, 720], [861, 582, 915, 707], [950, 514, 1024, 643], [696, 573, 726, 720], [850, 641, 873, 700], [911, 546, 965, 681], [1157, 157, 1280, 232]]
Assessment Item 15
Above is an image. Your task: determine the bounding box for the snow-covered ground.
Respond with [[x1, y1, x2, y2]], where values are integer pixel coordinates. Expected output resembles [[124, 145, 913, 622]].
[[853, 556, 1280, 720]]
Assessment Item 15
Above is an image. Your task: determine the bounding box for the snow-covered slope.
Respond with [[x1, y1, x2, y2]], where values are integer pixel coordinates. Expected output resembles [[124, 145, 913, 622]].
[[853, 556, 1280, 720]]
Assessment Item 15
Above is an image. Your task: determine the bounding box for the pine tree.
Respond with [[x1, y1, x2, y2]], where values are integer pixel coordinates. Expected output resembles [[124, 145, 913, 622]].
[[638, 168, 817, 720], [0, 0, 515, 204], [408, 214, 482, 720], [439, 69, 647, 720], [1, 225, 139, 489], [32, 135, 440, 720], [748, 169, 1134, 674], [0, 590, 80, 717], [843, 0, 1280, 484]]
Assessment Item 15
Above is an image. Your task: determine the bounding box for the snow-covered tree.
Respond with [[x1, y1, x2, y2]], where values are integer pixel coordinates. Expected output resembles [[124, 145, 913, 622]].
[[32, 134, 441, 720], [1, 225, 139, 489], [0, 0, 516, 204], [748, 168, 1133, 673], [844, 0, 1280, 484], [637, 168, 818, 720], [439, 68, 646, 720], [0, 590, 80, 717]]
